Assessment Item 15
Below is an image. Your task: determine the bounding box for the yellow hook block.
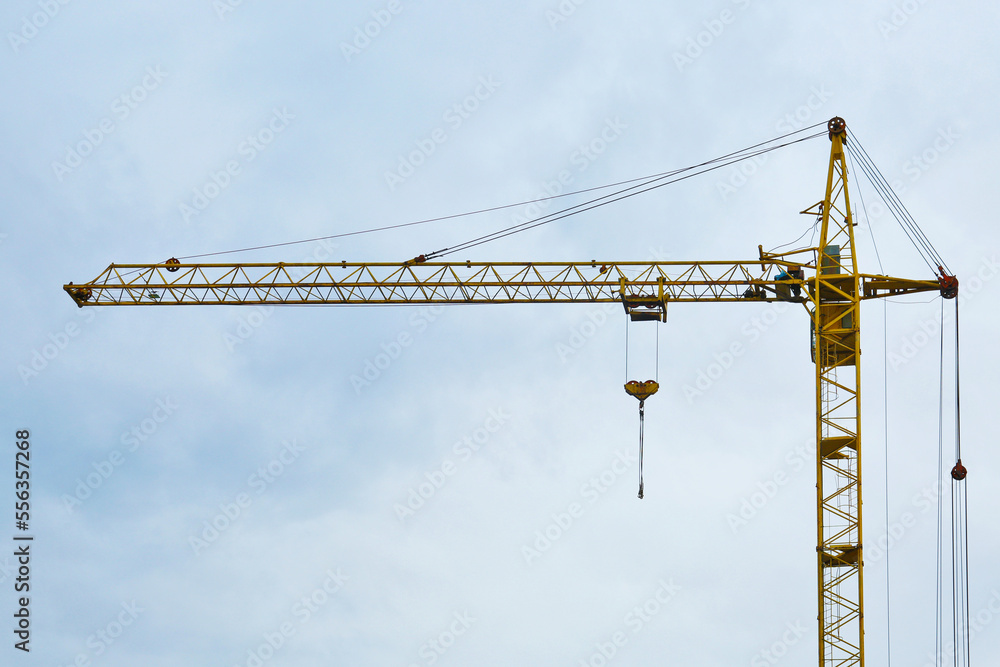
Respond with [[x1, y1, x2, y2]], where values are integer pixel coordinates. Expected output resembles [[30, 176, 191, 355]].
[[624, 380, 659, 402]]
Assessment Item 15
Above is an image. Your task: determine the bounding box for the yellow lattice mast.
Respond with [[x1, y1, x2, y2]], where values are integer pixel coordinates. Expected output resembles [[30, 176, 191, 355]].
[[811, 116, 864, 667], [64, 118, 957, 667]]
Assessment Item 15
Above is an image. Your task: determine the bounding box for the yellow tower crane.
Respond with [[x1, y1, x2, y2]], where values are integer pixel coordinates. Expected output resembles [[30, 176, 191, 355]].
[[64, 117, 957, 667]]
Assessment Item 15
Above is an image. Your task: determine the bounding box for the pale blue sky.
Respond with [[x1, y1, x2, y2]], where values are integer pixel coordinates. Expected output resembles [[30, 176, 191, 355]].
[[2, 1, 998, 665]]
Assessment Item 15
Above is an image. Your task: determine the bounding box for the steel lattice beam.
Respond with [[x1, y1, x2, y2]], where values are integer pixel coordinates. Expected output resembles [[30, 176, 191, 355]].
[[64, 260, 938, 309]]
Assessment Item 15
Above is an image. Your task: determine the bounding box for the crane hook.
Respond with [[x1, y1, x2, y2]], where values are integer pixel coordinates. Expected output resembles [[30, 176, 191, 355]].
[[625, 380, 658, 499]]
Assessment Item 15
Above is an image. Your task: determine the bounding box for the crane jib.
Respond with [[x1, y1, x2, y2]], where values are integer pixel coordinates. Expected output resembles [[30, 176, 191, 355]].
[[64, 261, 943, 308]]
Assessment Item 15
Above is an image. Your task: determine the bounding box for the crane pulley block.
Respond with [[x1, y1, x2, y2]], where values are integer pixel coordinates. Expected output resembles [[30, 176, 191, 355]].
[[938, 266, 959, 299], [619, 276, 667, 322]]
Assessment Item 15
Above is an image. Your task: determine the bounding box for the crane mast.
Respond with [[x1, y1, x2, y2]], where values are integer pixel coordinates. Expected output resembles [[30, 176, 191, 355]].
[[64, 118, 956, 667], [813, 116, 864, 666]]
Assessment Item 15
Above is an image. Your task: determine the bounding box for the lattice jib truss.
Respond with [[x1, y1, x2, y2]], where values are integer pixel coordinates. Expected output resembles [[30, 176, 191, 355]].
[[66, 259, 809, 307], [64, 260, 941, 309]]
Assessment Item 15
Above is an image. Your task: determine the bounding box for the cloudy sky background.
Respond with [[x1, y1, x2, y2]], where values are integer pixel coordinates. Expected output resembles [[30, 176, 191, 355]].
[[2, 1, 998, 665]]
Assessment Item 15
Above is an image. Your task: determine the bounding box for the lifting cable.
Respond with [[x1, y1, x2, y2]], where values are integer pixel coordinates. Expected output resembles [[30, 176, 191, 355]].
[[936, 297, 946, 666], [950, 298, 970, 667], [935, 297, 970, 667]]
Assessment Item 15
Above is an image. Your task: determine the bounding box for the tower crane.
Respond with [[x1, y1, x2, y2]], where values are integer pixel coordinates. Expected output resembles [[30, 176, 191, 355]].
[[64, 117, 958, 667]]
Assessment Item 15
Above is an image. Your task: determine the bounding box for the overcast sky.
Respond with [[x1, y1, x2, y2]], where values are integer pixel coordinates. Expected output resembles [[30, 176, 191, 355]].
[[2, 1, 998, 665]]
